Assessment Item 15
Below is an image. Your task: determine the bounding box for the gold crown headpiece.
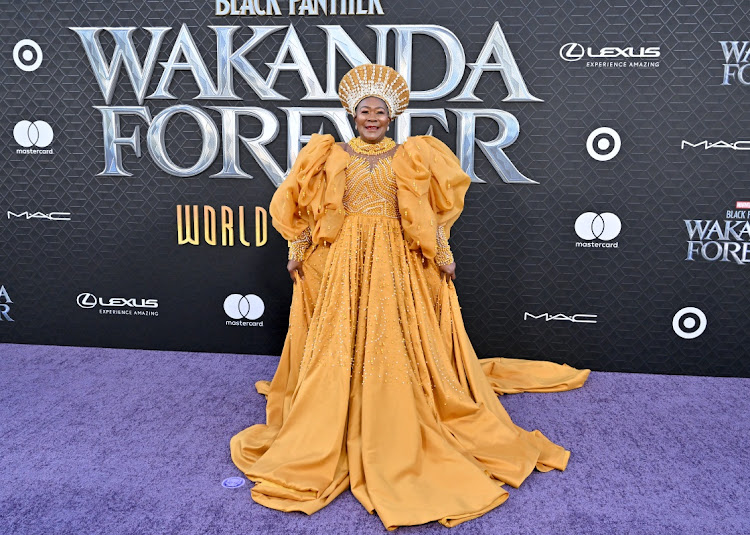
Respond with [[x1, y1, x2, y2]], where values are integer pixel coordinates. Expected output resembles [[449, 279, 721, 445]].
[[338, 64, 410, 119]]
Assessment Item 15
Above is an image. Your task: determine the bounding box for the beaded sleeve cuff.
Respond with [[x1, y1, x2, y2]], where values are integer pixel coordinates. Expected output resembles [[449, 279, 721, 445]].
[[435, 225, 454, 266], [288, 227, 312, 262]]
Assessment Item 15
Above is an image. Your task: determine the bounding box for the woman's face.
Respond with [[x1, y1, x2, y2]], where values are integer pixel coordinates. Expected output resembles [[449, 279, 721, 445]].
[[354, 97, 391, 143]]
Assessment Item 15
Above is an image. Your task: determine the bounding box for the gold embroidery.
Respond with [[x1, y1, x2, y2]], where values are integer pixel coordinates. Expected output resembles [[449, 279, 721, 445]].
[[288, 226, 312, 261], [342, 145, 401, 219], [435, 225, 454, 266], [349, 136, 396, 155]]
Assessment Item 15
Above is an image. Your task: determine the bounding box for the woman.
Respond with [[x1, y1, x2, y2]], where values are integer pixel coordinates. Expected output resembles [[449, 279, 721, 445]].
[[230, 64, 590, 530]]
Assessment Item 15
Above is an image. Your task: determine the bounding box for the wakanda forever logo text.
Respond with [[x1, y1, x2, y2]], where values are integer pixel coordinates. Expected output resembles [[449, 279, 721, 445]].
[[685, 203, 750, 265], [71, 22, 542, 185], [719, 40, 750, 85]]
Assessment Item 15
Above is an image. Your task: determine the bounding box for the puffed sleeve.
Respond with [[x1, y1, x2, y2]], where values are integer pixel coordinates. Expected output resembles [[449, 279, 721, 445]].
[[392, 135, 471, 260], [269, 134, 349, 246]]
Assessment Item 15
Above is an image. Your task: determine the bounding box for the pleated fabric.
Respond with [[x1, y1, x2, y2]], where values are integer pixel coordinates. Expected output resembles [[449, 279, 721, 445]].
[[230, 213, 590, 530]]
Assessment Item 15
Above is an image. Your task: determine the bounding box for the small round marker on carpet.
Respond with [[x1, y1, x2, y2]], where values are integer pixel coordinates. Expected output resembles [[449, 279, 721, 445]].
[[221, 477, 246, 489]]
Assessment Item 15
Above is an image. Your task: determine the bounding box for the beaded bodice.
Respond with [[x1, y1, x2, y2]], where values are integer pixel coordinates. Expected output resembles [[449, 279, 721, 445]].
[[286, 136, 454, 266], [341, 139, 400, 219]]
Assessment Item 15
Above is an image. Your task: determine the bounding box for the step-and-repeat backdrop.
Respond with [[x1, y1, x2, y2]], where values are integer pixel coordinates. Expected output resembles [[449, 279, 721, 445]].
[[2, 1, 748, 376]]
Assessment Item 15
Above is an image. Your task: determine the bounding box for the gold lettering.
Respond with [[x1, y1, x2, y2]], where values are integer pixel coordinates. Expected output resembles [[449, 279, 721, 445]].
[[256, 206, 268, 246], [177, 205, 199, 245], [176, 205, 267, 247], [239, 206, 251, 247], [204, 206, 217, 245], [221, 206, 234, 246]]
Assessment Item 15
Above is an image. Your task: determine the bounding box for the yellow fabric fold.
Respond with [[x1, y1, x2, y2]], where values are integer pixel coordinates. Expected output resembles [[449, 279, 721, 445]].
[[392, 135, 471, 259], [268, 133, 350, 245], [480, 357, 591, 395]]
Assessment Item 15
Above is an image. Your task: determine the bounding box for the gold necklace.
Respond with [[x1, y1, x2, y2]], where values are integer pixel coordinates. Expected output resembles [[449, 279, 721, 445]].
[[349, 136, 396, 155]]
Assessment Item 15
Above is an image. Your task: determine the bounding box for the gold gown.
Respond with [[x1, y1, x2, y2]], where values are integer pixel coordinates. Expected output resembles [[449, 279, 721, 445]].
[[230, 134, 590, 530]]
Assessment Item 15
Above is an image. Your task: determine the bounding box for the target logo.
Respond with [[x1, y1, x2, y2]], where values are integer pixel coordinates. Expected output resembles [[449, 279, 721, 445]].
[[13, 39, 43, 72], [672, 307, 707, 339], [13, 120, 54, 148], [586, 127, 621, 161], [575, 212, 622, 241], [224, 294, 264, 321]]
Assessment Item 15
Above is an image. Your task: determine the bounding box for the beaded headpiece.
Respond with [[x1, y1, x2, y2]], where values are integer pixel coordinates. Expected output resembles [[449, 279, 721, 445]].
[[338, 64, 410, 119]]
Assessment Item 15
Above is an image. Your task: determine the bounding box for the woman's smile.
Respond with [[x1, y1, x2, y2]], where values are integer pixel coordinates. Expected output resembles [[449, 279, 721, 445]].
[[354, 96, 391, 143]]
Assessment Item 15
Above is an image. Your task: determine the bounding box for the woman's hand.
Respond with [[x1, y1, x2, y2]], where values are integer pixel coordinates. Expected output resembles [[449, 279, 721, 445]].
[[287, 259, 304, 282], [439, 262, 456, 281]]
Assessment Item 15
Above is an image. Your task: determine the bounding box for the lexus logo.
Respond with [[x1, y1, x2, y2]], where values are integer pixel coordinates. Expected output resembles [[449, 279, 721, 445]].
[[560, 42, 661, 62], [76, 293, 158, 309], [77, 293, 97, 309], [560, 43, 586, 61], [575, 212, 622, 241]]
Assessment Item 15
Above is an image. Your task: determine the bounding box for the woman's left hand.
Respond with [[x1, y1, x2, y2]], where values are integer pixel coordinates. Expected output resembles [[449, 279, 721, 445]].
[[439, 262, 456, 281]]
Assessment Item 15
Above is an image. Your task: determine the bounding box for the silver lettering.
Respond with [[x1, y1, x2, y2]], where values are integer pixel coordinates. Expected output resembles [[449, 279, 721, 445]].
[[70, 27, 170, 105], [451, 108, 536, 184], [452, 22, 541, 102], [147, 105, 220, 177]]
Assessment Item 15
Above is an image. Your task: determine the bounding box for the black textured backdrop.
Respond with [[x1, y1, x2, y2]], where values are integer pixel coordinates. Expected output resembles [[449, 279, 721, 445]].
[[1, 0, 748, 376]]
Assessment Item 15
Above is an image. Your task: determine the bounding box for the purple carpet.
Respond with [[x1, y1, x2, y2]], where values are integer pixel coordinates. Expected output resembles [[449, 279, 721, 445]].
[[0, 343, 747, 535]]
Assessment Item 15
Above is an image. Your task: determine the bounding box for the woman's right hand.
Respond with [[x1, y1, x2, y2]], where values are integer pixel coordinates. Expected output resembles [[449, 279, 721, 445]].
[[287, 259, 304, 282]]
